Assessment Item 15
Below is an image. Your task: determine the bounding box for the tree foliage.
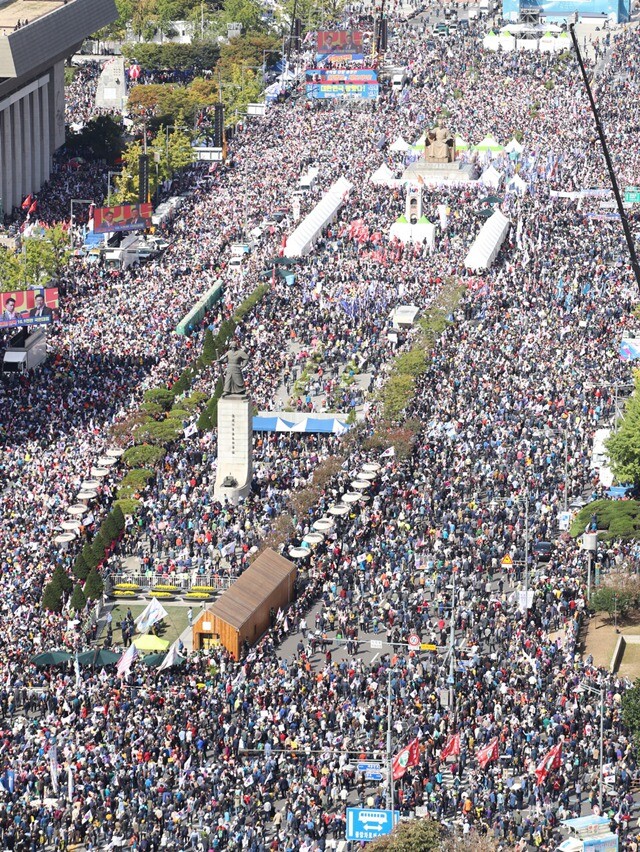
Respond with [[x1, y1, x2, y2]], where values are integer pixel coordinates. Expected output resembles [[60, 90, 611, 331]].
[[42, 582, 63, 613], [607, 373, 640, 485], [70, 583, 87, 612], [52, 565, 73, 594], [73, 553, 90, 581], [84, 567, 105, 601], [368, 819, 443, 852], [121, 41, 220, 71], [65, 115, 123, 162], [622, 680, 640, 747], [0, 224, 71, 290]]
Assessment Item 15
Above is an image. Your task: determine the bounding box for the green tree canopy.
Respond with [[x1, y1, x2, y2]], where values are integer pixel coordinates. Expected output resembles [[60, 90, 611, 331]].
[[84, 567, 105, 601], [70, 583, 87, 612], [368, 819, 443, 852], [607, 373, 640, 485]]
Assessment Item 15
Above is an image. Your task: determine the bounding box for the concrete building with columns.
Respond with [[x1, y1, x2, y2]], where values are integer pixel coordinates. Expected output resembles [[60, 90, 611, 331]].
[[0, 0, 117, 217]]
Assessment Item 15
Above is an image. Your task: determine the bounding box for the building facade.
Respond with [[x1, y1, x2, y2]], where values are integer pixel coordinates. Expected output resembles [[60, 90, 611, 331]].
[[0, 0, 117, 217]]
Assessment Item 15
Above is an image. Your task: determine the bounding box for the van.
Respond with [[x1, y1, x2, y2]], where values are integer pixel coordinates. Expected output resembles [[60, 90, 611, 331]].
[[229, 256, 243, 273]]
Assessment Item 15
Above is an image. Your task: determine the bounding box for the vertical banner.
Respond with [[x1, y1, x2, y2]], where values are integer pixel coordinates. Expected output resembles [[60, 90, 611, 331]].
[[138, 154, 150, 204]]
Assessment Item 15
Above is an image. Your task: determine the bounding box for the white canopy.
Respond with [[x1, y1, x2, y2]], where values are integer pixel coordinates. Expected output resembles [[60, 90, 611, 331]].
[[370, 163, 395, 185], [505, 137, 523, 154], [476, 134, 504, 152], [506, 173, 528, 196], [464, 210, 510, 271], [284, 177, 353, 258], [389, 217, 436, 248], [390, 136, 410, 152], [479, 165, 503, 189]]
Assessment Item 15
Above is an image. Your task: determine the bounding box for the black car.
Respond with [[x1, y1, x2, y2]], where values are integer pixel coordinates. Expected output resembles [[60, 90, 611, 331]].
[[532, 541, 554, 562]]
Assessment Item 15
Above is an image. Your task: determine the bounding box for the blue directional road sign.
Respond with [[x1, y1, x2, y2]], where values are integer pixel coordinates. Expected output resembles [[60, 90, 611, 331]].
[[346, 808, 399, 843], [357, 762, 382, 773], [365, 771, 383, 781]]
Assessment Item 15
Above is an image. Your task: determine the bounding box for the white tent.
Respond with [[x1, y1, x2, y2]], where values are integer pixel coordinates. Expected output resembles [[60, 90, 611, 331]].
[[370, 163, 395, 185], [479, 165, 503, 189], [464, 210, 510, 271], [389, 215, 436, 248], [475, 134, 504, 153], [506, 173, 528, 196], [483, 31, 501, 51], [498, 32, 517, 51], [390, 136, 410, 152], [284, 177, 353, 258], [505, 137, 523, 155], [455, 134, 470, 151]]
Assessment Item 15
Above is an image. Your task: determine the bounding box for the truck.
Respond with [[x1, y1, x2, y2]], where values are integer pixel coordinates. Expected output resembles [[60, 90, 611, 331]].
[[103, 235, 167, 270], [2, 329, 47, 374]]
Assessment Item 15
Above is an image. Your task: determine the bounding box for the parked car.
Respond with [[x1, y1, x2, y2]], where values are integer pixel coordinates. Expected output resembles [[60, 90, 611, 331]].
[[533, 541, 554, 562]]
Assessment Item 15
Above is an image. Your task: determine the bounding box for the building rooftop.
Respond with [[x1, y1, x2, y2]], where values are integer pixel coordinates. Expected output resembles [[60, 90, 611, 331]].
[[0, 0, 65, 35]]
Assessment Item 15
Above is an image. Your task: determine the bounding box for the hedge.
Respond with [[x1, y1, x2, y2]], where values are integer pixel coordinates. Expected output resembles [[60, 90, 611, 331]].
[[114, 498, 141, 516], [570, 499, 640, 541], [120, 468, 155, 490]]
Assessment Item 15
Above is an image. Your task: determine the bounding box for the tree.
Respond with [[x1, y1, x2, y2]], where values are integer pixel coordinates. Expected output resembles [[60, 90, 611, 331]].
[[70, 583, 87, 613], [101, 514, 119, 545], [42, 581, 64, 613], [111, 139, 145, 204], [82, 542, 100, 571], [219, 0, 264, 33], [84, 567, 105, 601], [92, 532, 108, 562], [66, 115, 124, 162], [112, 504, 126, 533], [368, 819, 443, 852], [590, 583, 637, 621], [607, 374, 640, 485], [0, 246, 22, 292], [622, 680, 640, 747], [52, 565, 73, 595], [73, 552, 90, 581]]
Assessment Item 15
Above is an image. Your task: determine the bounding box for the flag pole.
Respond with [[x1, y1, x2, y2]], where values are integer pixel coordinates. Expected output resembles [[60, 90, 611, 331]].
[[387, 666, 394, 817]]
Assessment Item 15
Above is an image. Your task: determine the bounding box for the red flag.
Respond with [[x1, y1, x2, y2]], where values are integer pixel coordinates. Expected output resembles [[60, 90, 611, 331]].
[[534, 742, 563, 786], [28, 200, 37, 215], [476, 737, 499, 769], [440, 733, 460, 761], [21, 194, 32, 210], [391, 738, 421, 780]]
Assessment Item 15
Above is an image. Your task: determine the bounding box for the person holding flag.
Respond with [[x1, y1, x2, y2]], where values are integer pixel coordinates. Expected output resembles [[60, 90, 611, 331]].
[[391, 738, 421, 780], [534, 741, 563, 786], [476, 737, 499, 769], [439, 732, 461, 762]]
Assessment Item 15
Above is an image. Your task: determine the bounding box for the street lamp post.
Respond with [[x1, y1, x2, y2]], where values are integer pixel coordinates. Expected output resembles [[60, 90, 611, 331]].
[[576, 681, 605, 813], [386, 666, 394, 816]]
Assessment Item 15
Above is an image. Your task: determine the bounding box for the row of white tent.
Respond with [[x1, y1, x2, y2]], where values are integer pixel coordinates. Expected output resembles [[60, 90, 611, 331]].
[[389, 134, 524, 156], [284, 177, 354, 257], [483, 28, 572, 53]]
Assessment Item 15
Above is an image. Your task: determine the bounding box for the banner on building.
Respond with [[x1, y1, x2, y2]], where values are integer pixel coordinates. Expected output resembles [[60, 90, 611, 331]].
[[93, 202, 152, 234], [0, 288, 59, 329]]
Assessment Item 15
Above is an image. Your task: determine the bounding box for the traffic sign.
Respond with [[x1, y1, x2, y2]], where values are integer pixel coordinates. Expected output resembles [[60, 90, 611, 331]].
[[370, 640, 383, 649], [357, 762, 382, 773], [365, 771, 384, 781], [501, 554, 513, 568], [420, 643, 437, 651], [625, 187, 640, 203], [407, 634, 420, 650], [346, 808, 399, 843]]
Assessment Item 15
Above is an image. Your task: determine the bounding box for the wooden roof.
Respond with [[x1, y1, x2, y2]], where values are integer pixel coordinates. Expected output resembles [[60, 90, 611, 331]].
[[205, 548, 296, 631]]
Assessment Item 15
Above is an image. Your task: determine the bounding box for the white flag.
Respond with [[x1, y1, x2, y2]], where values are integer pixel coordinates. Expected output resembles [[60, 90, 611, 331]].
[[380, 446, 395, 458], [67, 765, 74, 802], [134, 597, 169, 634], [49, 745, 59, 794], [184, 423, 198, 438], [157, 641, 184, 673], [74, 653, 81, 690], [116, 644, 139, 679]]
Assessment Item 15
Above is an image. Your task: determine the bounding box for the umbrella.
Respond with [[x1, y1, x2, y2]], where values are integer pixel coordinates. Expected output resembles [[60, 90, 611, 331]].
[[479, 195, 503, 205], [141, 652, 186, 668], [268, 256, 297, 266], [477, 209, 494, 218], [31, 651, 72, 667], [77, 648, 120, 667], [133, 634, 170, 652]]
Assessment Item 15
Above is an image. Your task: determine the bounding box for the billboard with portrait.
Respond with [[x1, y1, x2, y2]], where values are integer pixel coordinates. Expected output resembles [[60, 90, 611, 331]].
[[316, 30, 364, 59], [0, 288, 59, 330], [94, 203, 153, 234]]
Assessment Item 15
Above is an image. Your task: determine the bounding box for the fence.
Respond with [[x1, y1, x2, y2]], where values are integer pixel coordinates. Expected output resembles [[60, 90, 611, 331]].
[[111, 572, 233, 592]]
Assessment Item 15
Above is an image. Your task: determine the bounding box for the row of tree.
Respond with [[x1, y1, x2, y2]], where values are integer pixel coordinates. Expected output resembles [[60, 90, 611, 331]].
[[0, 224, 71, 293], [606, 372, 640, 485]]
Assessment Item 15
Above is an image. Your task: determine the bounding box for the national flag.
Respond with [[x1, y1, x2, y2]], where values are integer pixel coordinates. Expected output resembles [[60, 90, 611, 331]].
[[476, 737, 499, 769], [534, 741, 563, 785], [391, 738, 421, 780], [74, 652, 81, 689], [380, 446, 395, 458], [0, 769, 15, 794], [21, 194, 32, 210], [116, 643, 139, 679], [157, 640, 184, 673], [440, 733, 461, 761], [134, 597, 169, 634], [67, 764, 74, 801], [28, 200, 37, 215]]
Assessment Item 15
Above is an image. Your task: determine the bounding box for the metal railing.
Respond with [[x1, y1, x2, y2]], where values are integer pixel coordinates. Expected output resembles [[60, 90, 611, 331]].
[[111, 572, 233, 592]]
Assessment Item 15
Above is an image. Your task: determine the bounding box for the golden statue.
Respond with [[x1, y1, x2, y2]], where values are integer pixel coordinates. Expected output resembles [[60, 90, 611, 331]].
[[425, 119, 456, 163]]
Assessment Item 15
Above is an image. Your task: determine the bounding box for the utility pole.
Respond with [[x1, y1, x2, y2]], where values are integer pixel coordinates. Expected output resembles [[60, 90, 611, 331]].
[[524, 488, 530, 607], [448, 567, 456, 708], [569, 25, 640, 292], [386, 667, 394, 815]]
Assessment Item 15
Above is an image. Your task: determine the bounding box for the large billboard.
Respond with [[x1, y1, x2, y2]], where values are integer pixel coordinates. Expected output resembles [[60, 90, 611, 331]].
[[316, 29, 364, 60], [94, 203, 152, 234], [503, 0, 629, 20], [306, 69, 377, 84], [306, 81, 379, 100], [0, 288, 59, 329]]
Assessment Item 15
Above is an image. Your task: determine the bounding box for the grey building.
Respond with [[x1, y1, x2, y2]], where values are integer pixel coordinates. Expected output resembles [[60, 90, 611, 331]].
[[0, 0, 117, 216]]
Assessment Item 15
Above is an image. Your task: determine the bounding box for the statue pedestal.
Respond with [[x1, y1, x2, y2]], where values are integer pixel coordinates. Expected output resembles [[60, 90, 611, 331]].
[[403, 159, 476, 185], [214, 396, 253, 505]]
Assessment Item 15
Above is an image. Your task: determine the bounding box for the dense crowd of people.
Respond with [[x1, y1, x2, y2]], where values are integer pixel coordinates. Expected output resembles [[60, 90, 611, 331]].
[[2, 2, 640, 850]]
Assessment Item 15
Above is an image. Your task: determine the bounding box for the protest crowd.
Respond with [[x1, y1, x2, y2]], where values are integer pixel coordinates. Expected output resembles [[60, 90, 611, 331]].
[[3, 1, 640, 850]]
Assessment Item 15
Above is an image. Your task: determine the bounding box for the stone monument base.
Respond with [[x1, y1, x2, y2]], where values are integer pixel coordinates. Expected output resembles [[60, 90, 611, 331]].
[[403, 159, 476, 185], [214, 395, 253, 505]]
